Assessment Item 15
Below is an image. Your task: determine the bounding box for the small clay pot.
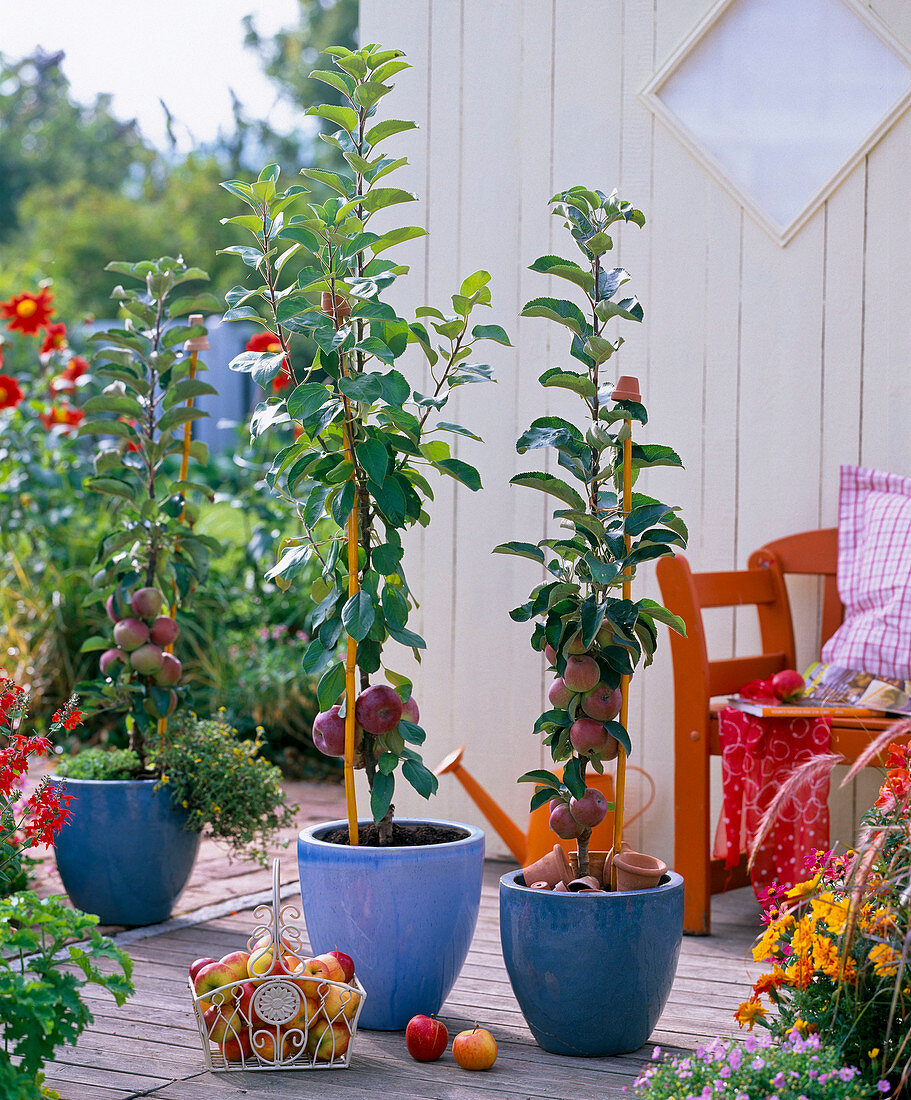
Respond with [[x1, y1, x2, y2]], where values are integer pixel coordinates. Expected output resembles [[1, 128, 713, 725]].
[[522, 844, 572, 889], [568, 875, 602, 892], [528, 881, 551, 890], [570, 850, 611, 885], [612, 850, 668, 892], [553, 881, 569, 892]]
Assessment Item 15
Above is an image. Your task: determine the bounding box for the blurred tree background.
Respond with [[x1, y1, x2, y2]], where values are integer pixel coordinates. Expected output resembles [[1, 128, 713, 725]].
[[0, 0, 357, 778], [0, 0, 357, 319]]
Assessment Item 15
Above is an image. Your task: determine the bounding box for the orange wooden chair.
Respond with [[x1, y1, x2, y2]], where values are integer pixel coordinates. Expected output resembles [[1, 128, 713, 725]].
[[656, 528, 895, 934]]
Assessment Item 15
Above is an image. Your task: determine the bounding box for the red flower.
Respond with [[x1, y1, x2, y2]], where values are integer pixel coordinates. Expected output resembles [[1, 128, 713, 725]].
[[63, 355, 88, 380], [0, 374, 24, 410], [22, 782, 72, 848], [246, 331, 282, 353], [0, 289, 55, 335], [39, 322, 67, 354], [40, 403, 84, 434], [272, 365, 292, 393]]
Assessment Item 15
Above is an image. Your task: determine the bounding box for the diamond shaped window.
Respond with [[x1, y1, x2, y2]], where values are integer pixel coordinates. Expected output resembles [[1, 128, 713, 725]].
[[641, 0, 911, 243]]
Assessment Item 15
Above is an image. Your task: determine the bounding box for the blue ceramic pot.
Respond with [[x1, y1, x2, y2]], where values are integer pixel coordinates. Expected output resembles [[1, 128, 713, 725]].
[[50, 777, 200, 926], [499, 868, 684, 1056], [298, 818, 484, 1030]]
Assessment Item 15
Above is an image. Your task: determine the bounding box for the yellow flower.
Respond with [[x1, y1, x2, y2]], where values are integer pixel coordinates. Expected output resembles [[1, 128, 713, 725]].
[[791, 916, 816, 958], [790, 1018, 815, 1036], [734, 999, 768, 1030], [869, 943, 902, 978], [812, 935, 842, 979], [869, 1049, 881, 1059], [213, 805, 221, 815], [810, 891, 849, 935], [182, 800, 188, 808], [786, 874, 821, 900]]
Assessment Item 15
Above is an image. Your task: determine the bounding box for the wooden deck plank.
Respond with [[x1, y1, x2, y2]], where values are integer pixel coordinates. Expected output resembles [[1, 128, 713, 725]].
[[44, 863, 764, 1100]]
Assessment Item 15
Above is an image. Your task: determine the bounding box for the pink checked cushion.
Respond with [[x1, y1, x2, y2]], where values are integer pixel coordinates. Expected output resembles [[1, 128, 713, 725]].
[[821, 465, 911, 679]]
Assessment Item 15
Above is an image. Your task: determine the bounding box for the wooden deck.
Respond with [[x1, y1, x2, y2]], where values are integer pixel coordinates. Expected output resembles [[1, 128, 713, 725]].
[[44, 859, 764, 1100]]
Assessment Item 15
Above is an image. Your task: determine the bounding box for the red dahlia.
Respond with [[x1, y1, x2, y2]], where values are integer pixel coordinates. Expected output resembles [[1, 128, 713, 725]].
[[0, 374, 23, 410], [0, 289, 55, 335]]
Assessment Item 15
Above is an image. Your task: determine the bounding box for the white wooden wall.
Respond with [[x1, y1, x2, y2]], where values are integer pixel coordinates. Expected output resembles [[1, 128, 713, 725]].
[[357, 0, 911, 860]]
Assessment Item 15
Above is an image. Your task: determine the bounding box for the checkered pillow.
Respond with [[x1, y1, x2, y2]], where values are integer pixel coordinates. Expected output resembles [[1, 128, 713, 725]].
[[821, 465, 911, 679]]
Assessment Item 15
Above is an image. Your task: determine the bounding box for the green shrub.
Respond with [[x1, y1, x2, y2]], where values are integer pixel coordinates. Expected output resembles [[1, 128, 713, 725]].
[[54, 747, 141, 781]]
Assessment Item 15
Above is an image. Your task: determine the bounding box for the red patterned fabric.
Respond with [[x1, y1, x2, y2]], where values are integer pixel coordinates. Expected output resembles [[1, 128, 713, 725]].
[[713, 707, 831, 898]]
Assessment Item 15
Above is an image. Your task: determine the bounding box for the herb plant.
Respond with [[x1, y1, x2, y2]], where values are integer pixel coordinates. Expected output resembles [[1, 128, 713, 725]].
[[221, 43, 507, 841], [497, 188, 687, 876], [78, 258, 222, 765]]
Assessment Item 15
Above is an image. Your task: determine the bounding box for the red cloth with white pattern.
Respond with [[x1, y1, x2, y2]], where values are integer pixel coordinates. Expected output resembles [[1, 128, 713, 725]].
[[821, 464, 911, 680], [713, 707, 831, 898]]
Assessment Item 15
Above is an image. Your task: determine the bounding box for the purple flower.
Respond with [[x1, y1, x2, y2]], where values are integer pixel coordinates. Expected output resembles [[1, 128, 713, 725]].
[[727, 1048, 742, 1070], [877, 1081, 891, 1093], [839, 1067, 856, 1082], [651, 1046, 662, 1060], [751, 1057, 765, 1070], [719, 1066, 732, 1078], [773, 1072, 785, 1088]]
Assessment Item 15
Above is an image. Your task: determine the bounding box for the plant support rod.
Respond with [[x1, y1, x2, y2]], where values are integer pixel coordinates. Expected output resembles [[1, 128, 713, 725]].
[[343, 433, 360, 847]]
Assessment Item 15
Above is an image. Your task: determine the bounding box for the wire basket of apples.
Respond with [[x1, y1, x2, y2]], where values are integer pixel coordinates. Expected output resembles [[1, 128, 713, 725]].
[[188, 860, 365, 1071]]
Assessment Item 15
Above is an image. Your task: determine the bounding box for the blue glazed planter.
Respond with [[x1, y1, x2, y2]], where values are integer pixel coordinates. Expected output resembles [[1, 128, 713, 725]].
[[500, 868, 684, 1056], [298, 818, 484, 1030], [50, 777, 200, 926]]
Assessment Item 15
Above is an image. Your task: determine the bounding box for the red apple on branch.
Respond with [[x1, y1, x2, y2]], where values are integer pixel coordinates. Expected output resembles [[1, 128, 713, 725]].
[[405, 1014, 449, 1061], [570, 788, 609, 828], [355, 684, 403, 734], [549, 802, 583, 839], [563, 655, 599, 693], [548, 677, 574, 709]]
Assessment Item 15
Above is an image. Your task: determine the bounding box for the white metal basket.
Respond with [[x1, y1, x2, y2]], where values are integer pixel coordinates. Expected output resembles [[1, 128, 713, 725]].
[[189, 859, 366, 1071]]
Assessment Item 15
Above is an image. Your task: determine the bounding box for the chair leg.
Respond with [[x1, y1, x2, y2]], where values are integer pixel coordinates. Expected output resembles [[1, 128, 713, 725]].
[[675, 722, 712, 935]]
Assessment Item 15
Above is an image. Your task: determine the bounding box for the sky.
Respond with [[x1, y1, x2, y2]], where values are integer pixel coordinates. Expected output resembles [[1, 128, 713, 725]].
[[0, 0, 303, 151]]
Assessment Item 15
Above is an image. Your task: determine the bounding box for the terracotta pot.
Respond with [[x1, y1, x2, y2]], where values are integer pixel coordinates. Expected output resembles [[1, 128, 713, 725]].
[[569, 850, 611, 885], [528, 881, 550, 890], [522, 844, 572, 888], [568, 875, 602, 892], [553, 881, 569, 892], [612, 850, 668, 892]]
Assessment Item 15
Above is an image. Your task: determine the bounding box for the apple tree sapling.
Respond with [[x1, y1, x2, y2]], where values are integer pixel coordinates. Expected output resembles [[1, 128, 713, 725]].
[[77, 258, 222, 767], [496, 189, 687, 879], [220, 43, 508, 843]]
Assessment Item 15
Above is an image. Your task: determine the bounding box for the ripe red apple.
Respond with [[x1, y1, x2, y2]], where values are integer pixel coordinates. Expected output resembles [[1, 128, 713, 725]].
[[548, 677, 574, 709], [130, 642, 165, 676], [203, 979, 257, 1042], [581, 683, 622, 721], [113, 617, 149, 652], [402, 696, 420, 724], [771, 669, 805, 702], [189, 957, 217, 982], [569, 717, 611, 754], [452, 1026, 498, 1070], [131, 586, 165, 620], [312, 705, 347, 756], [149, 615, 180, 646], [105, 594, 121, 623], [99, 648, 125, 676], [355, 684, 403, 734], [220, 1029, 252, 1063], [563, 655, 599, 693], [565, 631, 588, 655], [312, 952, 346, 983], [544, 643, 557, 665], [328, 950, 355, 984], [307, 1018, 350, 1062], [570, 788, 609, 828], [405, 1014, 448, 1062], [194, 951, 252, 1008], [156, 652, 182, 686], [549, 802, 583, 839]]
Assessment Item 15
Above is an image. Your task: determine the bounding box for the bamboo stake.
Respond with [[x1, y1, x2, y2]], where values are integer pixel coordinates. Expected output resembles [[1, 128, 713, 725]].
[[610, 375, 639, 888], [343, 434, 360, 847]]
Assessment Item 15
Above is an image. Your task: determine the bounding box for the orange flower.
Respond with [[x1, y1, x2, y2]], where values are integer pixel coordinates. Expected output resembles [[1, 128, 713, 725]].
[[0, 374, 24, 410], [734, 999, 768, 1030], [753, 966, 787, 997], [39, 322, 67, 354], [784, 953, 815, 989], [1, 289, 55, 335]]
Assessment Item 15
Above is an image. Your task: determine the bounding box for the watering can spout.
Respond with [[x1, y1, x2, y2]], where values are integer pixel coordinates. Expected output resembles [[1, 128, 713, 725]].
[[433, 745, 528, 862]]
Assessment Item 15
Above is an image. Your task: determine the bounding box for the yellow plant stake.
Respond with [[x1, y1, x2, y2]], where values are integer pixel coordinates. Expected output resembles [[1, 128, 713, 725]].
[[610, 375, 640, 887], [343, 434, 360, 848], [158, 314, 209, 742]]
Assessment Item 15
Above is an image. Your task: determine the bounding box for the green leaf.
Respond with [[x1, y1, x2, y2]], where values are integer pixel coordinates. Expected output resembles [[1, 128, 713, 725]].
[[364, 118, 417, 146], [287, 382, 334, 422], [317, 663, 346, 711], [471, 323, 511, 346], [378, 370, 410, 407], [306, 103, 359, 133], [509, 471, 586, 511], [435, 421, 483, 442], [434, 458, 482, 491], [371, 225, 428, 255], [595, 296, 643, 323], [387, 624, 426, 650], [528, 254, 594, 293], [402, 758, 438, 799], [79, 635, 111, 653], [562, 755, 587, 800], [492, 541, 545, 564], [342, 591, 376, 643], [604, 721, 632, 757], [517, 769, 563, 789], [330, 479, 356, 527], [357, 438, 389, 484], [398, 719, 425, 745], [638, 598, 687, 637], [520, 296, 588, 336], [538, 367, 596, 400], [377, 752, 399, 776], [338, 373, 383, 402], [516, 416, 585, 455], [370, 771, 395, 822], [372, 542, 403, 575], [630, 443, 683, 470], [87, 476, 134, 501]]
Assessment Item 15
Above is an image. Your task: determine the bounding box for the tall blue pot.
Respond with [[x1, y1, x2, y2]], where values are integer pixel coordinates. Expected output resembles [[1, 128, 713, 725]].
[[50, 777, 200, 926], [500, 869, 684, 1056], [298, 818, 484, 1030]]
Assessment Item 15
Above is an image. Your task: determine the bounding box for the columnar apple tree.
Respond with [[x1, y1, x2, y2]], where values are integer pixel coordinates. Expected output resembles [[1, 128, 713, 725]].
[[220, 44, 508, 841], [78, 258, 221, 766], [496, 189, 687, 876]]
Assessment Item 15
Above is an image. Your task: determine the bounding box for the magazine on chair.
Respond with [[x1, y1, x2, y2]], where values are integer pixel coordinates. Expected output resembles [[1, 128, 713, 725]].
[[728, 662, 911, 718]]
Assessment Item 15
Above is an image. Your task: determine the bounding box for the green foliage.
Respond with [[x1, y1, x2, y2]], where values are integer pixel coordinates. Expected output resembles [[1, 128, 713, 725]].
[[77, 257, 221, 762], [55, 747, 141, 780], [221, 43, 506, 830], [0, 892, 133, 1098], [498, 189, 687, 861], [151, 714, 297, 864]]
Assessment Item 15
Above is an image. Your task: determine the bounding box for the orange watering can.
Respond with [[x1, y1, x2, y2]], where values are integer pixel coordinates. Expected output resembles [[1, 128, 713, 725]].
[[433, 745, 654, 865]]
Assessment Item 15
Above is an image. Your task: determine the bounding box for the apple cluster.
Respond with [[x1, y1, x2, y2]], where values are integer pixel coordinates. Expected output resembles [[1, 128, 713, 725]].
[[311, 684, 419, 762], [405, 1015, 498, 1071], [190, 944, 360, 1065], [100, 586, 182, 710]]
